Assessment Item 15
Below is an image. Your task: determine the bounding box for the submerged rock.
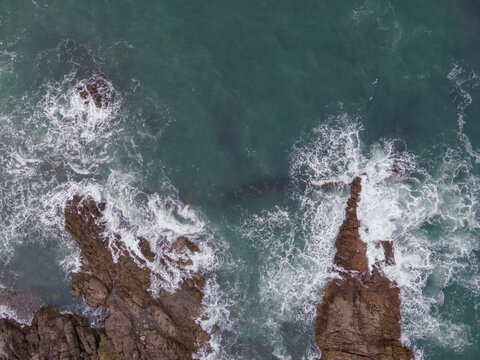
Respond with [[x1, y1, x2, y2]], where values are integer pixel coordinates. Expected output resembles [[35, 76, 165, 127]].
[[231, 176, 293, 201], [228, 176, 347, 203], [0, 195, 210, 359], [315, 177, 413, 360]]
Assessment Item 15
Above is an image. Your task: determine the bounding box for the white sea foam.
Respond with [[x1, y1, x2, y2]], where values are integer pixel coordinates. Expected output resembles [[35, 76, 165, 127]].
[[0, 304, 29, 324], [0, 68, 120, 264], [194, 276, 235, 360], [357, 149, 479, 355], [94, 171, 217, 294]]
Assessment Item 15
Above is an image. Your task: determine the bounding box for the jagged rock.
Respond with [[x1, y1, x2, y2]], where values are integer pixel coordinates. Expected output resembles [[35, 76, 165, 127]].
[[0, 195, 210, 359], [315, 177, 413, 360]]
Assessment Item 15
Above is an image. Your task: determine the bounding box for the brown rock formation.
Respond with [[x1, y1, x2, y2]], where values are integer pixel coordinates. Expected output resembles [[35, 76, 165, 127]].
[[0, 195, 210, 359], [315, 177, 413, 360]]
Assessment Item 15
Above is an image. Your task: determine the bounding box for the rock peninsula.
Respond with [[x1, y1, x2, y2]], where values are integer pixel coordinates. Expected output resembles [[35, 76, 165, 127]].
[[315, 177, 414, 360]]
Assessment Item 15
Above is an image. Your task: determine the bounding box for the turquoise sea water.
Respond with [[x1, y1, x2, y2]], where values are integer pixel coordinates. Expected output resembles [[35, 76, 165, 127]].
[[1, 1, 480, 359]]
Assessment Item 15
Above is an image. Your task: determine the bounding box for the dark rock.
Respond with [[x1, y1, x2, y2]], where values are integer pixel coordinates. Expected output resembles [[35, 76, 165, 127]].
[[210, 325, 219, 335], [332, 177, 368, 273], [380, 240, 396, 266], [315, 177, 413, 360], [391, 163, 407, 177], [137, 237, 156, 262], [77, 77, 109, 108]]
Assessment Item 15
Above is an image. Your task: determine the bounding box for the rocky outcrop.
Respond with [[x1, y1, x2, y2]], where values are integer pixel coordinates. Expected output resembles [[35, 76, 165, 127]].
[[0, 307, 100, 359], [315, 177, 413, 360], [77, 78, 109, 108], [0, 195, 210, 359]]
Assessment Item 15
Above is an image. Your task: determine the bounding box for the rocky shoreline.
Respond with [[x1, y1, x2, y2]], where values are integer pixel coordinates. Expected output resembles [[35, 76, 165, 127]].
[[315, 177, 413, 360], [0, 196, 210, 359]]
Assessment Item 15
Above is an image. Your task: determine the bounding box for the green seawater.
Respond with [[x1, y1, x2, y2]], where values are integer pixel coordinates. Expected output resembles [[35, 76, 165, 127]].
[[1, 1, 480, 359]]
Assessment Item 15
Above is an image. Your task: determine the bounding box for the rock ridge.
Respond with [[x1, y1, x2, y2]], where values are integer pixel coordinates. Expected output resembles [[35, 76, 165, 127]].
[[0, 195, 210, 360], [315, 177, 413, 360]]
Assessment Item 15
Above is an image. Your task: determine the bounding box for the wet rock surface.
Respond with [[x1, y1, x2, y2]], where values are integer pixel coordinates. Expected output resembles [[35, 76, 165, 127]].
[[77, 77, 109, 108], [0, 195, 210, 360], [315, 177, 413, 360]]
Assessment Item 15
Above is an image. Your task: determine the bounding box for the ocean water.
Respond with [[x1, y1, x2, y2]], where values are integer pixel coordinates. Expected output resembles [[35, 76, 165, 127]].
[[1, 1, 480, 359]]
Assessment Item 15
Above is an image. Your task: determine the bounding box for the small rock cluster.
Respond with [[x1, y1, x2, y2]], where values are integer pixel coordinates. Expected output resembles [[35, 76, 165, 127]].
[[77, 78, 109, 108]]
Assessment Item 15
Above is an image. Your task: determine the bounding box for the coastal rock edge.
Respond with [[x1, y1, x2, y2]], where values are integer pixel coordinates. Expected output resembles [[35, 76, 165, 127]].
[[0, 195, 210, 360]]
